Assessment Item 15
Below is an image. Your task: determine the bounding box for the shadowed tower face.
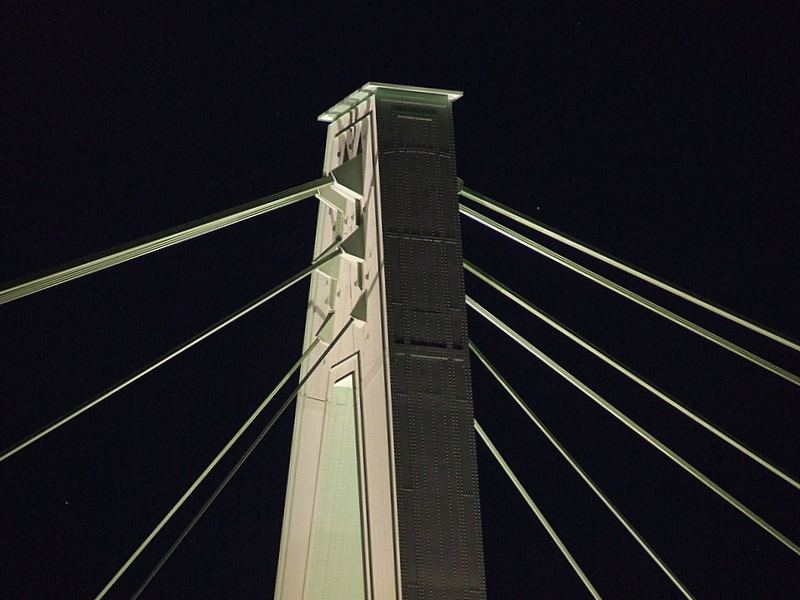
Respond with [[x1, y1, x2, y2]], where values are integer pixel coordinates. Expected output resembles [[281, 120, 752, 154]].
[[276, 83, 486, 600]]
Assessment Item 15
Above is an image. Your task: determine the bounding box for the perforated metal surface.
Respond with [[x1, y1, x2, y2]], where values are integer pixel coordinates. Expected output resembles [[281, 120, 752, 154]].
[[376, 89, 487, 599]]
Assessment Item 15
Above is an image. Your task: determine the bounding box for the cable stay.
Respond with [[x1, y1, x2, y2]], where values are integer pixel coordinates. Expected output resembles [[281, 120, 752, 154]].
[[0, 176, 333, 306], [460, 204, 800, 388], [95, 316, 355, 600], [470, 341, 694, 599], [0, 244, 342, 464], [464, 260, 800, 492], [131, 366, 309, 599], [459, 184, 800, 354], [467, 296, 800, 558], [474, 419, 603, 600]]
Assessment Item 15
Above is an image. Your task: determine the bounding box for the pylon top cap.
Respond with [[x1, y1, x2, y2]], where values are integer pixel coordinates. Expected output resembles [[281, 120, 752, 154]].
[[318, 82, 463, 123]]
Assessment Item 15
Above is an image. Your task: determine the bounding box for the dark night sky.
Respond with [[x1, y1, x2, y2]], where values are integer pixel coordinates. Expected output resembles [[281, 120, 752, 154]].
[[1, 4, 799, 599]]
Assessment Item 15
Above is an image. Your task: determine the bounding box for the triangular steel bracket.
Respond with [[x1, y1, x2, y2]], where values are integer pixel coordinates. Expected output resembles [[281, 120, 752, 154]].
[[340, 227, 365, 263], [350, 293, 367, 327], [315, 311, 336, 345], [316, 254, 341, 280], [331, 155, 363, 200]]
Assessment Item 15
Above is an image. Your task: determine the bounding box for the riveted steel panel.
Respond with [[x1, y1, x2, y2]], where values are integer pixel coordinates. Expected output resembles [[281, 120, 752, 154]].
[[375, 88, 486, 599]]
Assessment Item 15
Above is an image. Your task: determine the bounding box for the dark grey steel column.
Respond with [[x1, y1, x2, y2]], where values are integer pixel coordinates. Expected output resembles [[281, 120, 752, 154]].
[[375, 88, 487, 599]]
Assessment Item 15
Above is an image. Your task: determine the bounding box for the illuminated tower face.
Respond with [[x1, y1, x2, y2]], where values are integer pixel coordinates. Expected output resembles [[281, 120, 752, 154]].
[[276, 83, 486, 600]]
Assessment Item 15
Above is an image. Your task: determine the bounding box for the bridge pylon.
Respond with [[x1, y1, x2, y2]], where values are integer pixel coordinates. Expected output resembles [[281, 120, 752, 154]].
[[276, 83, 486, 600]]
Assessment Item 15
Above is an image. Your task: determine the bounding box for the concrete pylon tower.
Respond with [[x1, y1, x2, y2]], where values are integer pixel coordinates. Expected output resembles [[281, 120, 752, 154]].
[[276, 83, 486, 600]]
